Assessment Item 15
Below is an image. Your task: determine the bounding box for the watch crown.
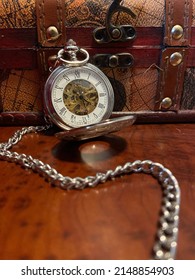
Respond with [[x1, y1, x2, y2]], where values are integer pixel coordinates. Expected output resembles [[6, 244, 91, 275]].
[[57, 40, 90, 66], [67, 39, 77, 47]]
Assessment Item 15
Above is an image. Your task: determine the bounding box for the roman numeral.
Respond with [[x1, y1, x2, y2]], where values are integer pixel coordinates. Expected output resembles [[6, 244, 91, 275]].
[[99, 92, 106, 97], [75, 70, 80, 79], [98, 103, 105, 109], [82, 116, 88, 124], [55, 85, 63, 90], [59, 107, 67, 116], [93, 113, 98, 119], [71, 115, 76, 123], [63, 74, 70, 81], [54, 98, 62, 103], [95, 81, 101, 87]]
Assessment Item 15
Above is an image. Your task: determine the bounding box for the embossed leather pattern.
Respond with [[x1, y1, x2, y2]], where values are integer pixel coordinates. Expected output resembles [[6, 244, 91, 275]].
[[182, 68, 195, 109], [1, 0, 195, 29], [64, 0, 165, 27], [0, 69, 42, 113], [0, 0, 36, 28], [104, 67, 158, 112], [0, 0, 165, 28]]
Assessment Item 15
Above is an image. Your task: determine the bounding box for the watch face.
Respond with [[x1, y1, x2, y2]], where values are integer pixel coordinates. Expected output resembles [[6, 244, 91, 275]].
[[44, 63, 114, 129]]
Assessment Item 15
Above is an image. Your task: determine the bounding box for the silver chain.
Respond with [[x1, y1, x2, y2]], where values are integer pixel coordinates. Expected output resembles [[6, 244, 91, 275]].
[[0, 125, 180, 260]]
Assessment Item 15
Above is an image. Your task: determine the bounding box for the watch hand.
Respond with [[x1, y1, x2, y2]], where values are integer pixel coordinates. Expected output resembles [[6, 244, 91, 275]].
[[79, 95, 90, 114]]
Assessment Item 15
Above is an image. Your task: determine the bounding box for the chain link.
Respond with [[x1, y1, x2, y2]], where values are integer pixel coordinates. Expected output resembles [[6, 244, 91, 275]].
[[0, 126, 180, 260]]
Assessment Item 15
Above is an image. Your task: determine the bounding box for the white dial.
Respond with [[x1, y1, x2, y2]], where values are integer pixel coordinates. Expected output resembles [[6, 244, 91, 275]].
[[44, 63, 114, 130]]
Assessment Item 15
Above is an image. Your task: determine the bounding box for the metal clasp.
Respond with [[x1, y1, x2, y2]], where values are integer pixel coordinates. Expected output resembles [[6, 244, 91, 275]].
[[93, 53, 134, 68], [93, 0, 136, 43]]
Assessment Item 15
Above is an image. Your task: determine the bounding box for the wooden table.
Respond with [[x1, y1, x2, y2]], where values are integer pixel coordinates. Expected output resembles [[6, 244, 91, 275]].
[[0, 123, 195, 260]]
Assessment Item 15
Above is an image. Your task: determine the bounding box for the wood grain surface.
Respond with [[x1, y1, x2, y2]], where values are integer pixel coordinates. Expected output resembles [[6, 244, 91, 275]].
[[0, 124, 195, 260]]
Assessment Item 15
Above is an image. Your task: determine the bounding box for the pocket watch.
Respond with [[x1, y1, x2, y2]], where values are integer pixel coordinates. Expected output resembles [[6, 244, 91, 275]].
[[44, 39, 115, 130], [44, 39, 136, 140]]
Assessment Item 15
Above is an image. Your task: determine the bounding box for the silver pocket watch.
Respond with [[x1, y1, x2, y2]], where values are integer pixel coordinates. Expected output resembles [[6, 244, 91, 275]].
[[44, 39, 135, 140]]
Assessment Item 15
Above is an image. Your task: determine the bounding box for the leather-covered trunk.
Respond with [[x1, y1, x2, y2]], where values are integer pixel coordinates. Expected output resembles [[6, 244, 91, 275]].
[[0, 0, 195, 125]]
